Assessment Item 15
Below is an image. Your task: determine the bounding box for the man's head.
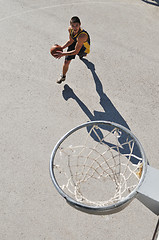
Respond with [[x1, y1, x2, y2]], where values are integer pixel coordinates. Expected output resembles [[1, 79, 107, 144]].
[[70, 16, 81, 34]]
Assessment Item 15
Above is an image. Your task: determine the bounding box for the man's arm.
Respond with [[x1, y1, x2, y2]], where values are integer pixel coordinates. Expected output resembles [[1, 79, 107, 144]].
[[66, 33, 87, 55], [55, 33, 88, 58]]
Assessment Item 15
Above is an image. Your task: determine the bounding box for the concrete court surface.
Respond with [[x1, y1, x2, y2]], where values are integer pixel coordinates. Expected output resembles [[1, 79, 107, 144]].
[[0, 0, 159, 239]]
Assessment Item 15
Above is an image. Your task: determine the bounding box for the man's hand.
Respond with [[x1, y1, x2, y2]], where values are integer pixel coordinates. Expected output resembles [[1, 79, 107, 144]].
[[54, 51, 64, 59]]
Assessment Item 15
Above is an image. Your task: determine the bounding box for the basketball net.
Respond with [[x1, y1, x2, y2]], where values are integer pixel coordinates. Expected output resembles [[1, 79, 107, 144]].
[[53, 124, 143, 207]]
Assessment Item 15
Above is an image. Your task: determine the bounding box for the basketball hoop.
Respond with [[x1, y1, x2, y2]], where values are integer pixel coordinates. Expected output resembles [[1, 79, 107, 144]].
[[50, 121, 148, 215]]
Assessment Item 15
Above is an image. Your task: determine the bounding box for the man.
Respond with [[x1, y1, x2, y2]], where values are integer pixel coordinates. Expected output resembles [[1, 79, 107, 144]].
[[54, 16, 90, 84]]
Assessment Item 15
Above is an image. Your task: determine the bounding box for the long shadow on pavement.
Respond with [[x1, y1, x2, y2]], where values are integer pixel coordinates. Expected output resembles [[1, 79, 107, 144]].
[[63, 59, 129, 129]]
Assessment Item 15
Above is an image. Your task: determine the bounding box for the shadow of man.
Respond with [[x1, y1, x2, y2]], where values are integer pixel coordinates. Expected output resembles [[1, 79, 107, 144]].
[[63, 59, 129, 129], [81, 59, 130, 129], [62, 59, 141, 163]]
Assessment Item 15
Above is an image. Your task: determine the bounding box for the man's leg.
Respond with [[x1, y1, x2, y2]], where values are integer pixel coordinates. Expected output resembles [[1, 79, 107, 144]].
[[57, 59, 71, 84], [57, 42, 75, 84], [63, 59, 71, 76]]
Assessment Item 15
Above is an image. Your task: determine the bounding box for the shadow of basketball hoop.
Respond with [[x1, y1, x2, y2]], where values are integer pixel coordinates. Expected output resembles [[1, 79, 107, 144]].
[[141, 0, 159, 6]]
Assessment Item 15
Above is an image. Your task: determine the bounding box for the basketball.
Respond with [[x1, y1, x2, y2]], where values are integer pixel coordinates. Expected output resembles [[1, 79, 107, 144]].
[[50, 45, 63, 57]]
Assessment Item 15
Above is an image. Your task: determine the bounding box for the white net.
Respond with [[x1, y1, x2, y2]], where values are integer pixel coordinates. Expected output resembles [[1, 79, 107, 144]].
[[53, 123, 143, 207]]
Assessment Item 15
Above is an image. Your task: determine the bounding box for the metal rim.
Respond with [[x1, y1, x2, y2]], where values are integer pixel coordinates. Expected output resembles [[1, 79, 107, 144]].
[[50, 121, 148, 214]]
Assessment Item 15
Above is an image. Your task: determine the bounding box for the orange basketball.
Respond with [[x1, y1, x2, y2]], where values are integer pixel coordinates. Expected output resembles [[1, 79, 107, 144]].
[[50, 45, 63, 57]]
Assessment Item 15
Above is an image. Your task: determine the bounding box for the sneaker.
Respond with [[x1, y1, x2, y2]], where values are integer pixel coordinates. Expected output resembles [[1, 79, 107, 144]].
[[57, 75, 66, 84]]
